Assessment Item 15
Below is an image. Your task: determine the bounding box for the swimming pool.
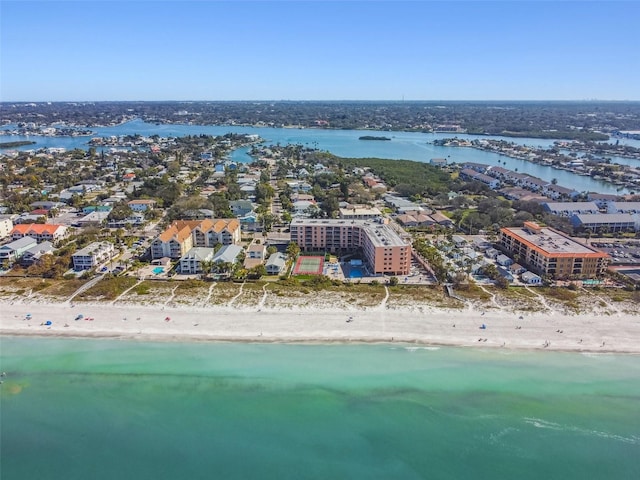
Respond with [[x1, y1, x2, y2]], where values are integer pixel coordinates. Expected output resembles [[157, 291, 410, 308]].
[[153, 267, 164, 275], [348, 266, 364, 278]]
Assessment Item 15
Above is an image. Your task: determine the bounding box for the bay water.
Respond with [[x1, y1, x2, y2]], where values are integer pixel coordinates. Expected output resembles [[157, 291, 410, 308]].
[[1, 119, 632, 193], [1, 337, 638, 479]]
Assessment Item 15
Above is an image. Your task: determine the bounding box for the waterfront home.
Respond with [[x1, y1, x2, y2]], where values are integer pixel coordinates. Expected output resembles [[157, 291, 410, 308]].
[[72, 242, 116, 271], [265, 252, 287, 275], [521, 271, 542, 285], [543, 184, 580, 200], [179, 247, 215, 274], [212, 244, 243, 266], [0, 236, 38, 264], [460, 169, 500, 189], [20, 241, 54, 266]]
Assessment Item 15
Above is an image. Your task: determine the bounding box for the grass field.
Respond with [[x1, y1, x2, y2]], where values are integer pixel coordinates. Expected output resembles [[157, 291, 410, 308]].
[[292, 256, 324, 275]]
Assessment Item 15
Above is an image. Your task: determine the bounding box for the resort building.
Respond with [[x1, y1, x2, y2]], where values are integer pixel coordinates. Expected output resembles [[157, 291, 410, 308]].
[[152, 219, 241, 260], [10, 223, 68, 243], [72, 242, 116, 271], [290, 218, 411, 276], [499, 222, 609, 279]]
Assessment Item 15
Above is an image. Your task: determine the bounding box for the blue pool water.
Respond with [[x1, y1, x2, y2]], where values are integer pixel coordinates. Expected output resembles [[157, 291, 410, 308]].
[[153, 267, 164, 274], [348, 267, 364, 278]]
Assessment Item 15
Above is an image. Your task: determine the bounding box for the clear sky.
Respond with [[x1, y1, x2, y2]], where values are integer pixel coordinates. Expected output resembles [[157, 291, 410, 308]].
[[1, 0, 638, 101]]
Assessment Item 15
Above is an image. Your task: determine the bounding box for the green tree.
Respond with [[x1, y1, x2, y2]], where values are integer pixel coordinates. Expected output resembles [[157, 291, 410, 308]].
[[286, 242, 301, 259]]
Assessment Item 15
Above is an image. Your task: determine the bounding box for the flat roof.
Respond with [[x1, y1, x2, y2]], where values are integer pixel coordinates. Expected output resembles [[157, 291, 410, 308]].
[[502, 226, 605, 257]]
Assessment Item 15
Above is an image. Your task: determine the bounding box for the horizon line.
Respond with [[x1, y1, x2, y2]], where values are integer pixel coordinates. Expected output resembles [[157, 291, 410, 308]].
[[2, 99, 640, 103]]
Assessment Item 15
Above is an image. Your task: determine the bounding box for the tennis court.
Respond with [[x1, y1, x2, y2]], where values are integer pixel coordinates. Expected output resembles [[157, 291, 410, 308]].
[[292, 256, 325, 275]]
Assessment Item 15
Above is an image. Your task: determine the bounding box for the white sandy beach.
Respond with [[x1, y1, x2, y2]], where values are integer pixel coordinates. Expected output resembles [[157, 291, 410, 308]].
[[2, 297, 640, 354]]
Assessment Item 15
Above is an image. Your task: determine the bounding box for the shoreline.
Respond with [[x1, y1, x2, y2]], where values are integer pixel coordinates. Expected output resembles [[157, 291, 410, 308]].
[[2, 300, 639, 354]]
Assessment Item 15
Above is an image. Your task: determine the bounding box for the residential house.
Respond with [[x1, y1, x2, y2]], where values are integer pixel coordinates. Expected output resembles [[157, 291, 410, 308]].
[[521, 271, 542, 285], [230, 200, 254, 217], [20, 241, 54, 266], [128, 199, 156, 212], [212, 244, 244, 265], [265, 252, 287, 275], [0, 236, 38, 264]]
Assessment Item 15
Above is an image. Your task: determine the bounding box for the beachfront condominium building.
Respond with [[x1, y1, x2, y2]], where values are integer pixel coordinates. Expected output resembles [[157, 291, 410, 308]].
[[499, 222, 609, 279], [290, 218, 411, 276], [152, 219, 241, 260], [72, 242, 116, 271]]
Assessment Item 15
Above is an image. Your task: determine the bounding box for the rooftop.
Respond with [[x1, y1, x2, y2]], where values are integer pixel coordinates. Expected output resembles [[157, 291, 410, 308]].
[[503, 225, 604, 256]]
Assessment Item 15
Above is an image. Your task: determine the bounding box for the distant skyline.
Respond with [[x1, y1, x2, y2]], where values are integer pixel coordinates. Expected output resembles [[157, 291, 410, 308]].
[[1, 1, 638, 102]]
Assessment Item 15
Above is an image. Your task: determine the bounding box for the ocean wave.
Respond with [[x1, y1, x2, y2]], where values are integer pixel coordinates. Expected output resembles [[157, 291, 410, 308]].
[[403, 346, 440, 352], [523, 417, 639, 445]]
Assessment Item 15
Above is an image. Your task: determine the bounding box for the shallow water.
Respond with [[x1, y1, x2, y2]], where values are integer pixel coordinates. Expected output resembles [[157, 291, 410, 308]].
[[1, 338, 639, 479]]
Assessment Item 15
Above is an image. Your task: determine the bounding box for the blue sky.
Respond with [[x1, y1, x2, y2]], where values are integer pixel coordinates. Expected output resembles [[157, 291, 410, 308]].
[[1, 1, 638, 101]]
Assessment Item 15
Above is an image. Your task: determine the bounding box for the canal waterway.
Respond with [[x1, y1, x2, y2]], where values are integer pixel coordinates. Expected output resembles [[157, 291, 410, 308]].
[[1, 119, 633, 194]]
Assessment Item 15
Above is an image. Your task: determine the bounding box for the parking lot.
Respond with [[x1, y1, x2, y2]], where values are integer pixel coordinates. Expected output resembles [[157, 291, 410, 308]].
[[591, 241, 640, 265]]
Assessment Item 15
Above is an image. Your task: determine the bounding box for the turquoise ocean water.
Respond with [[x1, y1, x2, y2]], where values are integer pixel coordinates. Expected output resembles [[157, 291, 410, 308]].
[[1, 337, 639, 479]]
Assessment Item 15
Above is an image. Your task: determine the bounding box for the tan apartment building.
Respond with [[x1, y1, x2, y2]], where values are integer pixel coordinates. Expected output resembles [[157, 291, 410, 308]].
[[499, 222, 609, 279], [152, 219, 240, 260], [290, 218, 411, 276]]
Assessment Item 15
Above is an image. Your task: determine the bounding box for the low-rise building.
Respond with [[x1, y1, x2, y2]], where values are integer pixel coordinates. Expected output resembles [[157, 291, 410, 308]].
[[339, 206, 382, 220], [20, 241, 54, 266], [570, 213, 639, 233], [265, 252, 287, 275], [72, 242, 116, 271], [543, 202, 600, 217], [10, 224, 67, 243], [179, 247, 215, 274], [0, 236, 38, 263], [127, 199, 156, 212]]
